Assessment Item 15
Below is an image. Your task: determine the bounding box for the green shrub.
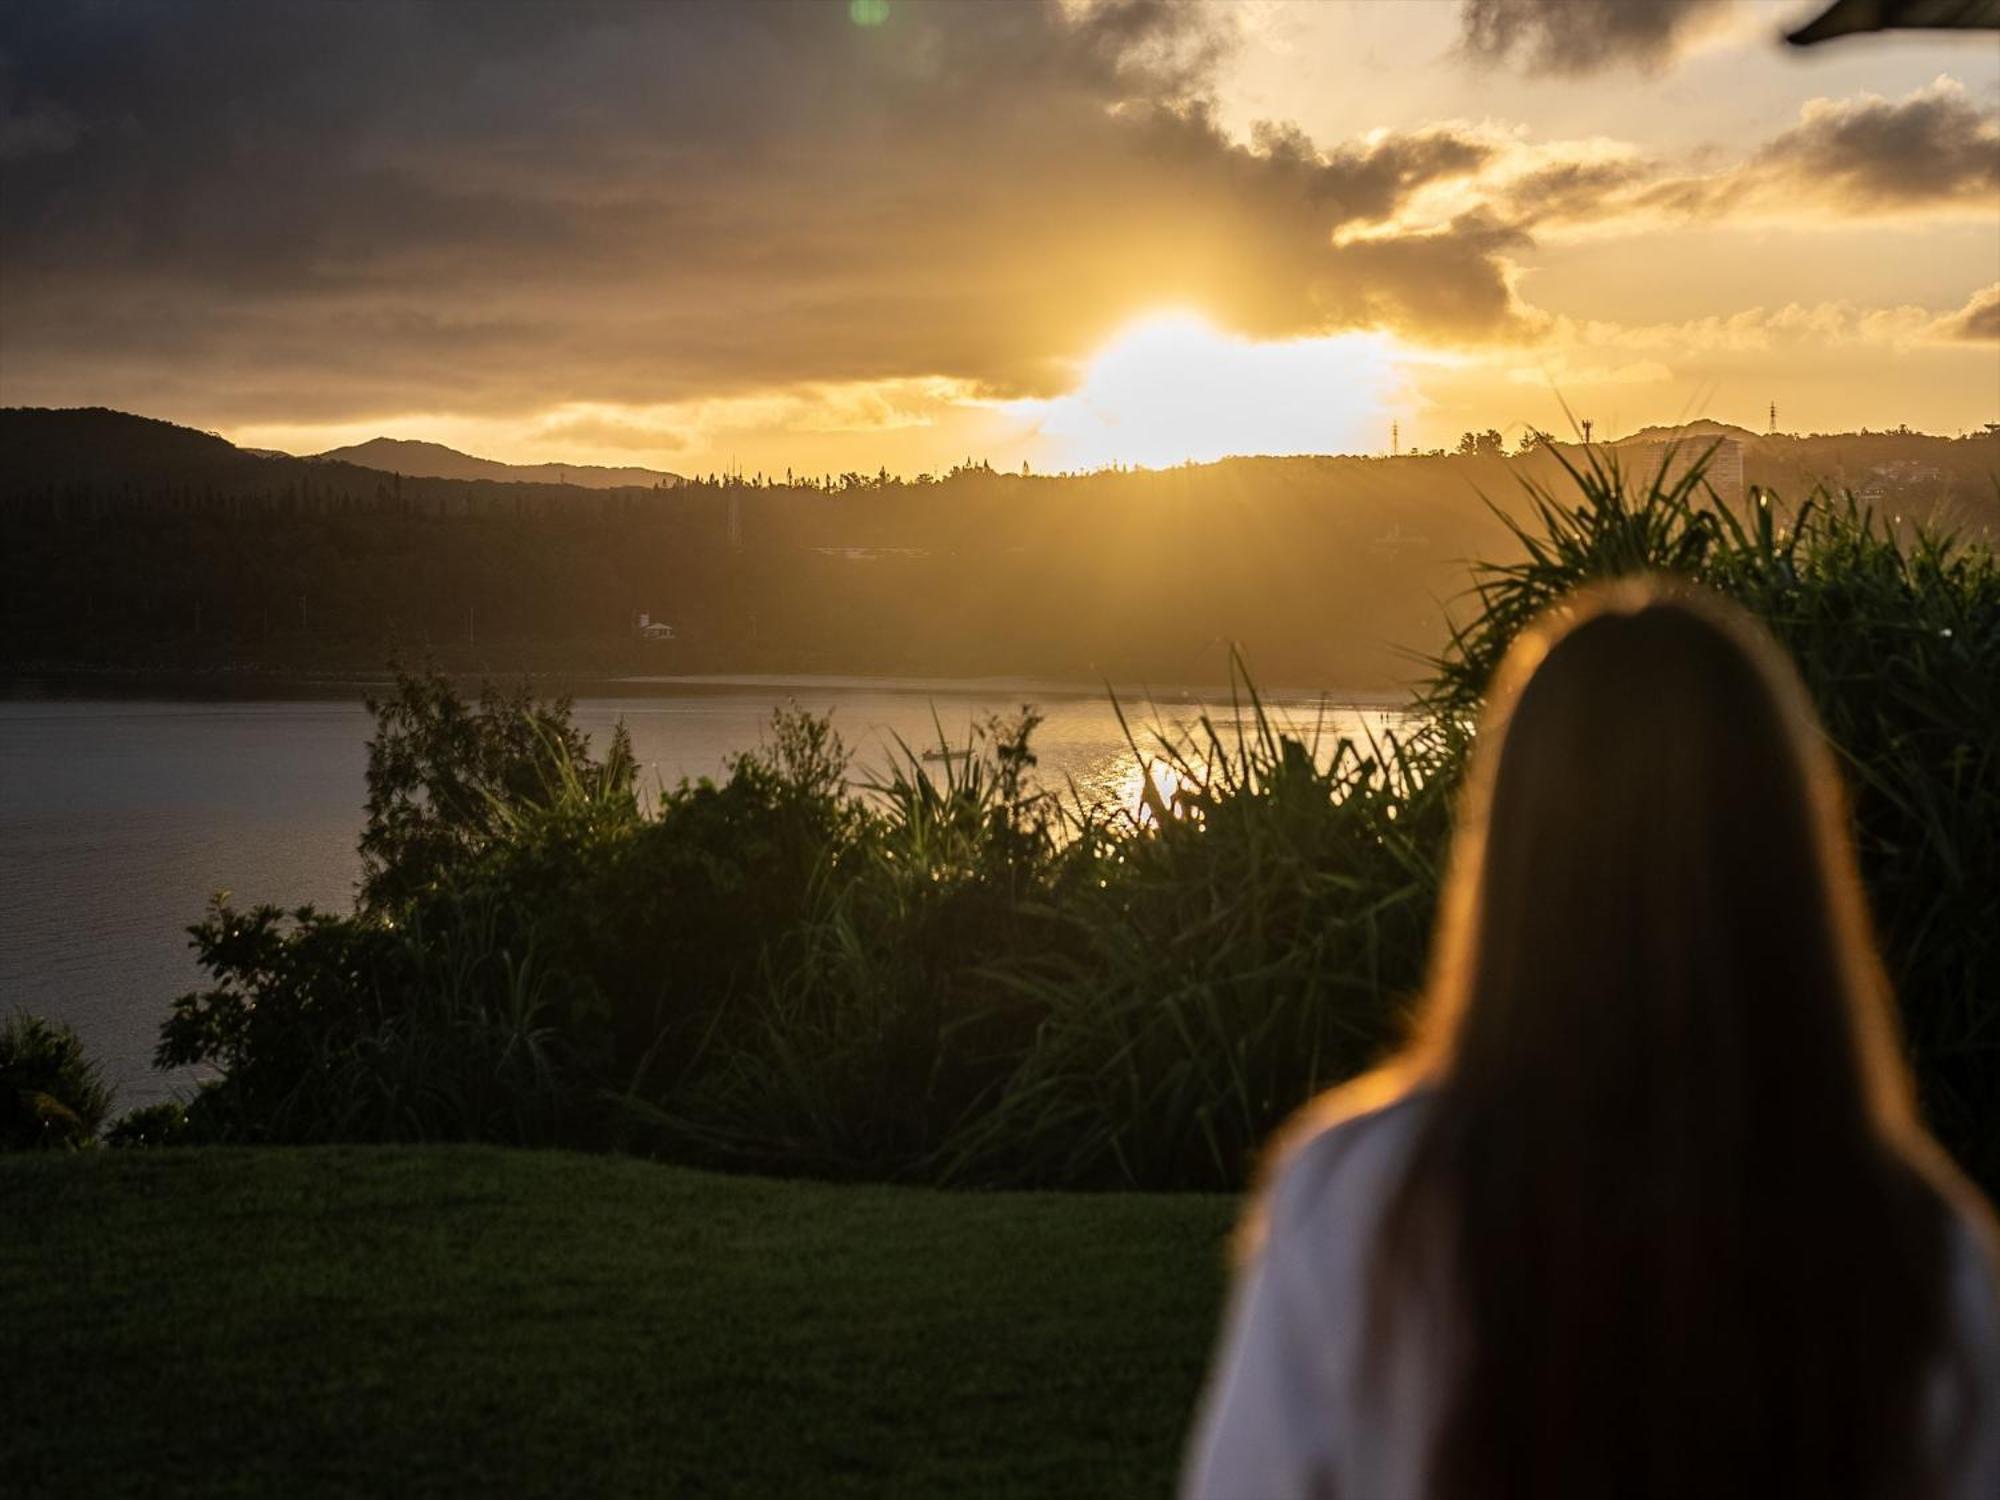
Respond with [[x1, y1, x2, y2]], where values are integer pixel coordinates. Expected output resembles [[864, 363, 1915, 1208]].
[[159, 697, 864, 1148], [1426, 444, 1999, 1188], [161, 894, 602, 1146], [105, 1099, 191, 1148], [655, 710, 1087, 1179], [1, 1012, 114, 1150], [949, 705, 1453, 1189], [160, 675, 644, 1145], [149, 453, 1999, 1196], [359, 670, 636, 912]]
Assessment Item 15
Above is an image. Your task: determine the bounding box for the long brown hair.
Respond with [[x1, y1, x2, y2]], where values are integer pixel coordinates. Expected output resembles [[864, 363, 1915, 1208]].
[[1361, 580, 1985, 1499]]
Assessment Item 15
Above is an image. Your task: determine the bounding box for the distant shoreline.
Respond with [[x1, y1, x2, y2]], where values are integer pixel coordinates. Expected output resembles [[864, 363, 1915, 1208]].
[[606, 672, 1411, 707], [0, 666, 1414, 709]]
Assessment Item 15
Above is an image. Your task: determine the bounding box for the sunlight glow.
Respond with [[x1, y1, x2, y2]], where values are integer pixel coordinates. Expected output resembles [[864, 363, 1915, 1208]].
[[1020, 311, 1407, 470], [1113, 758, 1188, 826]]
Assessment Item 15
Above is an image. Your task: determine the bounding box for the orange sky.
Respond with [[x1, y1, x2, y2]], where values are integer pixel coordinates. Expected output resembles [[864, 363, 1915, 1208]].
[[2, 0, 1995, 475]]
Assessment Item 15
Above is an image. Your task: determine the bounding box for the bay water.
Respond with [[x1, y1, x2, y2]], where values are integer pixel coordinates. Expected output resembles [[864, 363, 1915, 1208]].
[[0, 683, 1404, 1109]]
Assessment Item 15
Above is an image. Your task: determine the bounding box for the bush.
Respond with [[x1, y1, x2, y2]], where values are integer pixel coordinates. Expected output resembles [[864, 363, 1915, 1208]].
[[160, 894, 601, 1146], [1427, 445, 1999, 1189], [160, 689, 864, 1149], [656, 710, 1088, 1179], [105, 1100, 191, 1148], [160, 671, 644, 1145], [1, 1012, 114, 1150], [149, 454, 1999, 1196], [359, 671, 636, 912], [947, 706, 1452, 1189]]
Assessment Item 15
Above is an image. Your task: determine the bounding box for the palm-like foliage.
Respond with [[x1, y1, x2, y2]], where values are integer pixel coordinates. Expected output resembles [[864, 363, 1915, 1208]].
[[148, 451, 1999, 1194], [1427, 442, 1998, 1187], [1, 1012, 114, 1149]]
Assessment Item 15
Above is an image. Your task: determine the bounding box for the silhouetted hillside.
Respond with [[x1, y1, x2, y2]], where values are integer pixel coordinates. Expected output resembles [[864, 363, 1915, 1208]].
[[3, 407, 1993, 689], [0, 407, 674, 517], [315, 437, 681, 490], [0, 408, 277, 491]]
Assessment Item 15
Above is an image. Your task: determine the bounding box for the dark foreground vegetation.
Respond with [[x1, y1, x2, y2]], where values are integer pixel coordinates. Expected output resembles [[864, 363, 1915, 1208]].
[[0, 1147, 1231, 1499], [9, 448, 1979, 1196], [0, 1012, 113, 1150]]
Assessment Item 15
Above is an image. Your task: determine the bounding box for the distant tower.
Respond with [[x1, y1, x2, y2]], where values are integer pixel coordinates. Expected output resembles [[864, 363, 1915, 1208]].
[[1391, 421, 1400, 457], [1768, 400, 1777, 435], [1581, 418, 1595, 444]]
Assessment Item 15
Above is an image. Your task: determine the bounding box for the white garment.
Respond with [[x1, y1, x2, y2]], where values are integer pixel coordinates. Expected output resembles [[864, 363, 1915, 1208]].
[[1181, 1093, 2000, 1500]]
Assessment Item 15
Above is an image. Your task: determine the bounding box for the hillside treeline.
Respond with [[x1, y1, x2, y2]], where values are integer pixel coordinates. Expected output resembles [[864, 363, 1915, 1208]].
[[5, 408, 1994, 691]]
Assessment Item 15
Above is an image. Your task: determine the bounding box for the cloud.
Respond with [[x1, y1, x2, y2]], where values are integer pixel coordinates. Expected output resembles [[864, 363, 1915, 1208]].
[[530, 412, 692, 454], [1494, 155, 1657, 224], [1941, 284, 2000, 341], [1320, 210, 1544, 341], [531, 377, 986, 455], [1431, 295, 1995, 440], [0, 0, 1521, 427], [1639, 77, 2000, 217], [1747, 77, 2000, 209], [1481, 79, 2000, 234], [1458, 0, 1740, 75], [7, 2, 1980, 438], [1483, 297, 1984, 397], [1505, 356, 1673, 388]]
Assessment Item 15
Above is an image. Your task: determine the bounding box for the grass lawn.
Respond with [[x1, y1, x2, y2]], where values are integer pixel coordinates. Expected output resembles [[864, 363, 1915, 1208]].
[[1, 1147, 1238, 1498]]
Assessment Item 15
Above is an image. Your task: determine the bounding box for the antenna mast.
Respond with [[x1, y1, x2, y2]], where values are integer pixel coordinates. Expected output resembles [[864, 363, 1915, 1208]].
[[1391, 420, 1399, 457]]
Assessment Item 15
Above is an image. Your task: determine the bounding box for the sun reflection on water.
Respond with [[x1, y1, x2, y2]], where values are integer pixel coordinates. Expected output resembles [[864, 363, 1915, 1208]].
[[1058, 704, 1411, 825], [1113, 757, 1187, 826]]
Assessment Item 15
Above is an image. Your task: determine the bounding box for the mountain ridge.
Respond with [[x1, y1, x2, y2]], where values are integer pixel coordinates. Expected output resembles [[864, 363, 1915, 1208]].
[[312, 436, 681, 490], [0, 408, 682, 500]]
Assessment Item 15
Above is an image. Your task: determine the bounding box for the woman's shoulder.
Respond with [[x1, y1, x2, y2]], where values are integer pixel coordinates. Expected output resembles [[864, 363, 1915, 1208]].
[[1249, 1073, 1434, 1255], [1922, 1175, 2000, 1498], [1940, 1184, 2000, 1356], [1903, 1139, 2000, 1329]]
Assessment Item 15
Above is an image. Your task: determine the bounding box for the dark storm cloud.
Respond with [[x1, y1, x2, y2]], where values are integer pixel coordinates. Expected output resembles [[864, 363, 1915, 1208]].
[[0, 0, 1516, 424], [1459, 0, 1738, 75]]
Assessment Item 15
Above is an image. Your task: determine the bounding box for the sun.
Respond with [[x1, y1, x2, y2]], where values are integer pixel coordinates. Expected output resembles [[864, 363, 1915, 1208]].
[[1024, 310, 1405, 470]]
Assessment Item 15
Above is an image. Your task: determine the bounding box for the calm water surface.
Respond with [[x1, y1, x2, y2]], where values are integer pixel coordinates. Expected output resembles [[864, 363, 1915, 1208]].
[[0, 685, 1402, 1108]]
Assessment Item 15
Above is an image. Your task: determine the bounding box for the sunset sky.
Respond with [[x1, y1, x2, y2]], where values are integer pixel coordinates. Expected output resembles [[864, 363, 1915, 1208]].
[[2, 0, 1995, 476]]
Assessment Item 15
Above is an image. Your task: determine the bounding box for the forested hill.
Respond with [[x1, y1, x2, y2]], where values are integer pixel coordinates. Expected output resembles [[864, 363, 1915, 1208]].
[[0, 408, 675, 517], [2, 407, 274, 492], [311, 437, 681, 490], [4, 408, 1994, 691]]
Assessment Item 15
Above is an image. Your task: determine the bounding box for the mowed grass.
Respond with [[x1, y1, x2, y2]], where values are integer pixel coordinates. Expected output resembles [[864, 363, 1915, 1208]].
[[1, 1148, 1237, 1499]]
